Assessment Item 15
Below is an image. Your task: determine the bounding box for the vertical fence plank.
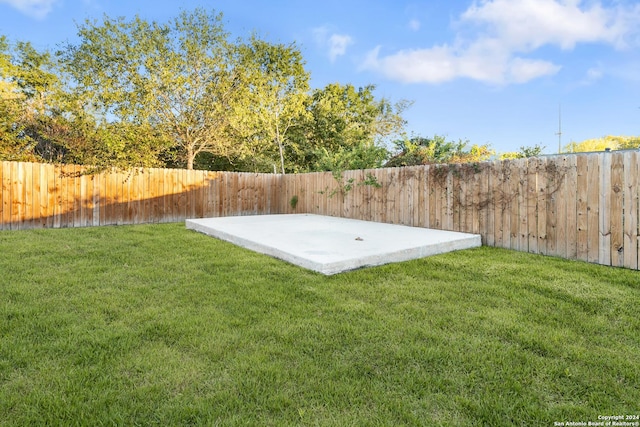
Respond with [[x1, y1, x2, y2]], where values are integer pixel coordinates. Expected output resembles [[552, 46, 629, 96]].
[[340, 170, 351, 219], [483, 162, 494, 246], [545, 157, 559, 257], [450, 166, 460, 231], [91, 172, 100, 227], [104, 168, 118, 225], [469, 165, 479, 235], [526, 158, 538, 254], [11, 162, 22, 229], [410, 167, 420, 227], [79, 167, 87, 227], [23, 162, 34, 229], [257, 173, 264, 215], [168, 168, 177, 221], [428, 166, 438, 230], [206, 171, 216, 218], [610, 152, 624, 267], [636, 153, 640, 270], [587, 154, 601, 263], [58, 164, 67, 228], [117, 168, 126, 225], [386, 168, 398, 224], [599, 153, 612, 265], [51, 165, 61, 228], [99, 169, 109, 226], [458, 166, 468, 233], [145, 168, 157, 223], [398, 168, 408, 225], [310, 173, 318, 216], [418, 166, 428, 228], [502, 161, 512, 249], [536, 157, 547, 255], [514, 159, 528, 252], [444, 166, 454, 231], [555, 156, 568, 259], [576, 155, 589, 262], [187, 169, 197, 219], [508, 160, 520, 250], [36, 163, 48, 228], [492, 161, 503, 247], [132, 168, 143, 224], [623, 151, 639, 270], [377, 168, 385, 222], [477, 163, 489, 244], [72, 165, 82, 228], [197, 169, 205, 217], [565, 155, 578, 260]]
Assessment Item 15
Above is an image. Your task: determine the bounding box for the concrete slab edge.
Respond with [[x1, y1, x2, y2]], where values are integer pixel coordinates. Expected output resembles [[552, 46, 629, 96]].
[[186, 218, 482, 276]]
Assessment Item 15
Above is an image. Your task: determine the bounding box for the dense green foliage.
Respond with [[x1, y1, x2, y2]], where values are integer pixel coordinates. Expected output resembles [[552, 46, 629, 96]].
[[500, 144, 546, 160], [386, 135, 494, 167], [0, 10, 408, 172], [564, 135, 640, 153], [1, 224, 638, 425]]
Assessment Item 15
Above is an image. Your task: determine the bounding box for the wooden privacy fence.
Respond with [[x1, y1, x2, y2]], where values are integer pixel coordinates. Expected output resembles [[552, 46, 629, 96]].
[[274, 151, 640, 270], [0, 162, 280, 230], [2, 150, 640, 270]]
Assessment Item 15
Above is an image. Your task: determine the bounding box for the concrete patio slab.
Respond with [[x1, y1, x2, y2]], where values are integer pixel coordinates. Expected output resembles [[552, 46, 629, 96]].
[[186, 214, 481, 275]]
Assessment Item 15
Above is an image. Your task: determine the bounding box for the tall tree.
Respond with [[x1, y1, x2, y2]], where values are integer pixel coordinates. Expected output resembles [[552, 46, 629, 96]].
[[0, 38, 64, 162], [233, 37, 310, 174], [294, 83, 409, 172], [60, 9, 243, 169], [0, 35, 27, 160]]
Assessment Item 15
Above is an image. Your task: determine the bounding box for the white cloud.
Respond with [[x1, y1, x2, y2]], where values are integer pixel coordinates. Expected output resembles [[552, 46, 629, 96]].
[[313, 26, 354, 62], [461, 0, 638, 50], [328, 34, 353, 62], [0, 0, 57, 19], [362, 0, 640, 85], [580, 67, 604, 85], [363, 44, 560, 84], [409, 19, 421, 31]]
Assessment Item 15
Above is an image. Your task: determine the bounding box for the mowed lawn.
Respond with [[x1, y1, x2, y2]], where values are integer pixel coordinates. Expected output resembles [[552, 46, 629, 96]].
[[0, 223, 638, 426]]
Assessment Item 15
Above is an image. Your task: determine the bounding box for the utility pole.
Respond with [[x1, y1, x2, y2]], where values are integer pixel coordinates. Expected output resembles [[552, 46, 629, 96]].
[[556, 104, 562, 154]]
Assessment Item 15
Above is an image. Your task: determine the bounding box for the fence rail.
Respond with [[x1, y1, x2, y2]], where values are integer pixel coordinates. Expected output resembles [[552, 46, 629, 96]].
[[2, 151, 639, 270]]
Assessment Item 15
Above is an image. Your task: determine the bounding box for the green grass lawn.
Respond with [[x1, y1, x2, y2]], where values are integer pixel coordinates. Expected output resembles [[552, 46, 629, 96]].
[[1, 223, 638, 426]]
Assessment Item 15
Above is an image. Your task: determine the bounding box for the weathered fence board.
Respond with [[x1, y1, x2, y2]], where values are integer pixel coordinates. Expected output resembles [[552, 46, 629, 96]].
[[2, 151, 640, 271]]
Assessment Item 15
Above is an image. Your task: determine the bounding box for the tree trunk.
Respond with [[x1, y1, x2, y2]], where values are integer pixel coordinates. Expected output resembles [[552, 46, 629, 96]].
[[187, 149, 194, 170], [278, 140, 285, 174], [275, 120, 285, 174]]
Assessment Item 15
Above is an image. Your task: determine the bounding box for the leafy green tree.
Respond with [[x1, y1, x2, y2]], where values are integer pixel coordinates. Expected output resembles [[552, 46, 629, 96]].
[[0, 36, 28, 160], [500, 144, 545, 160], [293, 83, 408, 172], [386, 135, 493, 167], [564, 136, 639, 153], [233, 36, 310, 174], [0, 38, 65, 162], [60, 9, 244, 169], [618, 138, 640, 149], [313, 143, 389, 172]]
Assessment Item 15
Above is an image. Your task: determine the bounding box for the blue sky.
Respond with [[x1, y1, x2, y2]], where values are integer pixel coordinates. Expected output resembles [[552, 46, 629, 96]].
[[1, 0, 639, 154]]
